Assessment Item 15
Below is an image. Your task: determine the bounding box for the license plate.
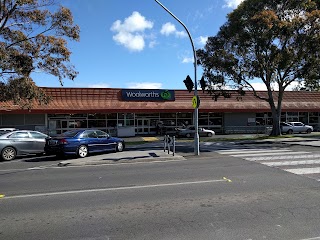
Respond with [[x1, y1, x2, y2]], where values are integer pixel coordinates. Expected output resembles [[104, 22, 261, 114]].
[[49, 140, 58, 146]]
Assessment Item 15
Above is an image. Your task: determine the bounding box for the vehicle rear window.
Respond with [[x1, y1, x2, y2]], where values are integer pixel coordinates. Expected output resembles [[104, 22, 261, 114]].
[[59, 130, 81, 137]]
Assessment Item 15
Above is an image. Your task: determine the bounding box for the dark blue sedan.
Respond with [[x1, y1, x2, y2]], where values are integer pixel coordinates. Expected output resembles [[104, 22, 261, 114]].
[[45, 129, 125, 158]]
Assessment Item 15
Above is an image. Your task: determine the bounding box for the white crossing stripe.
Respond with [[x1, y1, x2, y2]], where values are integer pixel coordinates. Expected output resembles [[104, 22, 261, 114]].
[[264, 160, 320, 167], [217, 149, 291, 155], [231, 151, 309, 157], [216, 146, 320, 180], [247, 153, 320, 161], [284, 167, 320, 175]]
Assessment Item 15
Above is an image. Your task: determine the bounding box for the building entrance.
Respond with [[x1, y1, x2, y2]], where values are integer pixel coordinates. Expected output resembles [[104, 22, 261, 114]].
[[136, 119, 151, 135]]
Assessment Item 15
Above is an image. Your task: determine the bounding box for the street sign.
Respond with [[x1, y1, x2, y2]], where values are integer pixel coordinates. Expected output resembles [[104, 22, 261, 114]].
[[192, 96, 200, 109]]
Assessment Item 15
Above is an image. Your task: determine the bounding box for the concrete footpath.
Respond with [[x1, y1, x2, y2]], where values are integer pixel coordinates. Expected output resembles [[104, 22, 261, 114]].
[[58, 149, 184, 166], [58, 133, 320, 167]]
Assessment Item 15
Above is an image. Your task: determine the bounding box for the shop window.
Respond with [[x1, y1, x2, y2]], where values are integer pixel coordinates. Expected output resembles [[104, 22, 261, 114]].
[[199, 119, 209, 125], [209, 118, 222, 125], [199, 113, 209, 118], [177, 113, 192, 118], [107, 120, 117, 128], [136, 113, 160, 118], [255, 118, 265, 125], [209, 113, 222, 118], [125, 119, 135, 126], [88, 114, 106, 119], [106, 113, 117, 119], [160, 113, 176, 118], [88, 120, 106, 128], [161, 119, 176, 126], [177, 120, 191, 127], [126, 113, 134, 119]]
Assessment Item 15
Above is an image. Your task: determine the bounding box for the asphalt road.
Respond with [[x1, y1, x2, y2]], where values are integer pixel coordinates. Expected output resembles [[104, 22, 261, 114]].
[[1, 146, 320, 240]]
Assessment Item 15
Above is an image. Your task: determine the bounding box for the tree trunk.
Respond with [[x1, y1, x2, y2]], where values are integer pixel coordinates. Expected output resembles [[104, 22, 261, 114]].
[[270, 108, 281, 136], [268, 92, 283, 136]]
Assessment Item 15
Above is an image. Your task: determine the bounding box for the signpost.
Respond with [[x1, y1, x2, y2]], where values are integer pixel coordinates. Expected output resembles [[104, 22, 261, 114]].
[[155, 0, 200, 155]]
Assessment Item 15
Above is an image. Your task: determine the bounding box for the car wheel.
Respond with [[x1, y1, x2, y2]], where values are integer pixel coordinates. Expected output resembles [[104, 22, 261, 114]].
[[287, 129, 293, 134], [207, 132, 213, 137], [1, 147, 16, 161], [186, 133, 191, 138], [116, 142, 124, 152], [78, 145, 88, 158], [307, 129, 312, 134]]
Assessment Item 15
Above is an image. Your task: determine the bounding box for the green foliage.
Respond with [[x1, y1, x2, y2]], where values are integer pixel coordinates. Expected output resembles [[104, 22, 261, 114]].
[[197, 0, 320, 135], [0, 0, 80, 108]]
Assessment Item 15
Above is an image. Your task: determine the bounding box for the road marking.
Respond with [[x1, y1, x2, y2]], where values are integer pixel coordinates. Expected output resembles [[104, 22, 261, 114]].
[[300, 237, 320, 240], [231, 151, 309, 157], [284, 167, 320, 175], [2, 179, 228, 200], [142, 137, 159, 141], [217, 149, 291, 155], [264, 160, 320, 167], [245, 153, 320, 161]]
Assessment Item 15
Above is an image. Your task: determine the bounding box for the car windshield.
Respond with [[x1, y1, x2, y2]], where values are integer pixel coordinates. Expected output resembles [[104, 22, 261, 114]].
[[59, 130, 81, 137]]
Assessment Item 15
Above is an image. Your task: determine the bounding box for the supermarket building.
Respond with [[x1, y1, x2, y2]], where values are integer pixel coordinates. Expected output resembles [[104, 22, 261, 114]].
[[0, 87, 320, 136]]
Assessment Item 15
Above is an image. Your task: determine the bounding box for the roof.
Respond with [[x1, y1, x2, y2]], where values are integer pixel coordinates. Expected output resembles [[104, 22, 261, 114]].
[[1, 87, 320, 114]]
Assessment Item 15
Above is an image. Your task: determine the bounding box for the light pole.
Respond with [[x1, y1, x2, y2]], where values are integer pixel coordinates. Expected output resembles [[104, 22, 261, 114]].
[[155, 0, 200, 155]]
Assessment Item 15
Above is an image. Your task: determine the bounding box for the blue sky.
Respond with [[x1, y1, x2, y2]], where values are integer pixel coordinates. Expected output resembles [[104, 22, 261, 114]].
[[34, 0, 255, 90]]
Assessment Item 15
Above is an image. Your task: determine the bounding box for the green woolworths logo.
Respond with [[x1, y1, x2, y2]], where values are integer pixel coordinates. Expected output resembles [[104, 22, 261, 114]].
[[160, 90, 171, 100]]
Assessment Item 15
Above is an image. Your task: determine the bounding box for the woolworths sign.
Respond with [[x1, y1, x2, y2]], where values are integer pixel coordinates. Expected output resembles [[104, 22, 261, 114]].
[[121, 89, 175, 101]]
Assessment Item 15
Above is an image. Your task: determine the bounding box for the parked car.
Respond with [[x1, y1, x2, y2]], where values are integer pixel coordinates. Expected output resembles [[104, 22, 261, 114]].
[[281, 122, 313, 134], [0, 128, 18, 136], [0, 130, 48, 161], [45, 129, 125, 158], [176, 126, 215, 138]]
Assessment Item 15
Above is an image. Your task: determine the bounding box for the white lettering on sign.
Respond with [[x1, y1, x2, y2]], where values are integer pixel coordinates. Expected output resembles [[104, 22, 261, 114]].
[[126, 91, 160, 98]]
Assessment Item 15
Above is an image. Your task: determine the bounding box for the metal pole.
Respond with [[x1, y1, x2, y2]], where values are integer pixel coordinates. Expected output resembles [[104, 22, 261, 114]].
[[154, 0, 200, 155]]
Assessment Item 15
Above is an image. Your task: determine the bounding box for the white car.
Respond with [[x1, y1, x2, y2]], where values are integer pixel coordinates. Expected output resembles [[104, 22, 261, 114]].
[[176, 126, 215, 138], [282, 122, 313, 134], [0, 128, 18, 136]]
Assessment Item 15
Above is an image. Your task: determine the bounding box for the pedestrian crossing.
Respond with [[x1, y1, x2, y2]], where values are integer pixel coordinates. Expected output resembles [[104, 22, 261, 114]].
[[216, 147, 320, 181]]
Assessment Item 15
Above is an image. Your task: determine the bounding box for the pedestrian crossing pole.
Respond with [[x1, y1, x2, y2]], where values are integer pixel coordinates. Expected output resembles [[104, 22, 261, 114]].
[[155, 0, 200, 155]]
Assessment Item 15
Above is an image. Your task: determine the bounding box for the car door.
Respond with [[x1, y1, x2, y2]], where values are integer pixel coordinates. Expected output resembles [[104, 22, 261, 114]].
[[83, 130, 100, 152], [293, 122, 304, 132], [7, 131, 34, 154], [29, 131, 48, 152], [96, 130, 115, 151]]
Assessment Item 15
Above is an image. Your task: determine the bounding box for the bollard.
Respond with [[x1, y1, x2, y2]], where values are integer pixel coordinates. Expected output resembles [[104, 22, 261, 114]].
[[173, 136, 175, 156]]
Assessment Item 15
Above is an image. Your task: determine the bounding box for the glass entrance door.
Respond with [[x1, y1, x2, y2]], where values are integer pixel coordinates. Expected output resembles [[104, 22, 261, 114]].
[[136, 119, 150, 135]]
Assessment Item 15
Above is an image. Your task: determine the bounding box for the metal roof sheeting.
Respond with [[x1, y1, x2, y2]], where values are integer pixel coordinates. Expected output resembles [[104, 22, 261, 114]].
[[1, 87, 320, 114]]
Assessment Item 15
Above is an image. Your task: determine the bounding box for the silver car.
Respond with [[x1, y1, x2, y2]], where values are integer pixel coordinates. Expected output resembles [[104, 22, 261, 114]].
[[177, 126, 215, 138], [0, 130, 48, 161], [278, 122, 313, 135]]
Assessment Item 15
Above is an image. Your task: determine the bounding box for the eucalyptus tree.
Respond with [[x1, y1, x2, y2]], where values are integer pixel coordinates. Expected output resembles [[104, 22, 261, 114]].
[[197, 0, 320, 135], [0, 0, 80, 108]]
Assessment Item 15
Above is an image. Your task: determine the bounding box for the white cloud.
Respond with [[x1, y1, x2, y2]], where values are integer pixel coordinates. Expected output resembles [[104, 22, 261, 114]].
[[160, 22, 187, 38], [127, 82, 163, 89], [111, 12, 154, 52], [149, 40, 157, 48], [196, 36, 208, 46], [248, 81, 300, 91], [88, 83, 110, 88], [182, 57, 194, 64], [223, 0, 244, 9]]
